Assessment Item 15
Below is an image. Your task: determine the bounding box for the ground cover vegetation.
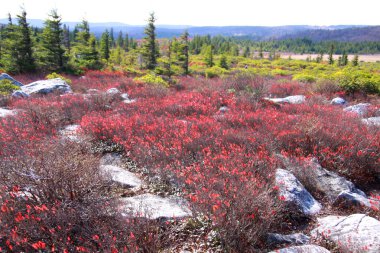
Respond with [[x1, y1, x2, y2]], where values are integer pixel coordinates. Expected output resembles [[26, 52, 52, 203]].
[[0, 8, 379, 253]]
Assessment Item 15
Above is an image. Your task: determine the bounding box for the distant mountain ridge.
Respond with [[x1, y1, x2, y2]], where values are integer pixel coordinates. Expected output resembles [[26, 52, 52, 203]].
[[0, 18, 378, 41]]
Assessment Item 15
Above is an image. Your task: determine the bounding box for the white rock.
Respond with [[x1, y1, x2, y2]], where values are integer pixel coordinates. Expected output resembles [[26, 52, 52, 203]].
[[268, 245, 330, 253], [362, 117, 380, 126], [12, 90, 29, 98], [0, 108, 16, 117], [121, 93, 129, 100], [265, 95, 305, 105], [120, 193, 192, 220], [100, 165, 142, 188], [123, 99, 136, 104], [0, 73, 23, 87], [331, 97, 346, 105], [21, 78, 72, 95], [59, 124, 81, 141], [311, 214, 380, 253], [106, 88, 121, 95], [276, 169, 322, 215], [344, 103, 370, 116]]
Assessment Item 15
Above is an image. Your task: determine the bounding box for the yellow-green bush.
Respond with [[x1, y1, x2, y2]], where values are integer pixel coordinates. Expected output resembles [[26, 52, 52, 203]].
[[45, 72, 72, 84], [293, 73, 316, 83], [133, 73, 169, 87], [0, 79, 21, 95]]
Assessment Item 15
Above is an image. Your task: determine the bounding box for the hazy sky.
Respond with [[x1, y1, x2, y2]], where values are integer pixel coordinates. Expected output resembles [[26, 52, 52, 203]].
[[2, 0, 379, 26]]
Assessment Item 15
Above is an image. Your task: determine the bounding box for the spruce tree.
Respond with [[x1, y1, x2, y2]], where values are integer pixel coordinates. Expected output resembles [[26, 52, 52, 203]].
[[243, 46, 250, 58], [180, 30, 189, 75], [117, 31, 124, 48], [100, 30, 110, 60], [124, 33, 129, 51], [16, 9, 35, 72], [204, 45, 214, 67], [328, 44, 335, 65], [141, 12, 159, 69], [40, 9, 66, 71], [0, 14, 19, 73], [352, 55, 359, 66], [219, 54, 228, 69]]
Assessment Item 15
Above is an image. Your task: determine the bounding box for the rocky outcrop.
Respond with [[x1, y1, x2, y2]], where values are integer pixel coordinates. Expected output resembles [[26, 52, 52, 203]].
[[21, 78, 72, 95], [59, 125, 81, 141], [330, 97, 346, 105], [276, 169, 322, 215], [280, 157, 368, 207], [362, 117, 380, 126], [265, 95, 306, 105], [119, 193, 192, 220], [268, 245, 330, 253], [0, 108, 15, 117], [0, 73, 23, 87], [100, 165, 143, 188], [12, 90, 29, 98], [343, 103, 370, 116], [267, 233, 310, 246], [106, 88, 121, 95], [311, 214, 380, 253]]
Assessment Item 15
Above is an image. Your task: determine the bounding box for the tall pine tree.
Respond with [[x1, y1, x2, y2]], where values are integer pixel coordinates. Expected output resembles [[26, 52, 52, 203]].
[[39, 9, 66, 71], [100, 30, 110, 60], [141, 13, 159, 69], [16, 9, 35, 72]]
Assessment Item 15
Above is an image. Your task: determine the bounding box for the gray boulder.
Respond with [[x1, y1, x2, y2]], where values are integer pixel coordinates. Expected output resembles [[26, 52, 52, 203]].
[[268, 245, 330, 253], [21, 78, 72, 95], [311, 214, 380, 253], [330, 97, 346, 105], [100, 165, 142, 188], [0, 73, 23, 87], [265, 95, 306, 105], [12, 90, 29, 98], [362, 117, 380, 126], [106, 88, 121, 95], [59, 124, 81, 141], [280, 157, 368, 206], [267, 233, 310, 246], [276, 169, 322, 215], [0, 108, 15, 117], [343, 103, 370, 116], [119, 193, 192, 220]]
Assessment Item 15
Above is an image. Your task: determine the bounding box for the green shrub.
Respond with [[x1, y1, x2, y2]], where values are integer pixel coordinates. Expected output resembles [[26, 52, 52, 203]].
[[293, 73, 316, 83], [205, 66, 229, 78], [133, 73, 169, 87], [45, 72, 72, 84], [0, 79, 21, 95], [334, 70, 380, 94]]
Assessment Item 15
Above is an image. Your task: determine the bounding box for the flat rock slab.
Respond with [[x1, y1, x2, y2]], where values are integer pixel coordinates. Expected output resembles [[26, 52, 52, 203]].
[[0, 73, 23, 87], [21, 78, 72, 95], [0, 108, 15, 117], [59, 124, 80, 141], [120, 193, 192, 220], [265, 95, 306, 105], [362, 117, 380, 126], [100, 165, 142, 188], [267, 233, 310, 246], [268, 245, 330, 253], [100, 153, 123, 166], [343, 103, 370, 116], [276, 169, 322, 215], [311, 214, 380, 253]]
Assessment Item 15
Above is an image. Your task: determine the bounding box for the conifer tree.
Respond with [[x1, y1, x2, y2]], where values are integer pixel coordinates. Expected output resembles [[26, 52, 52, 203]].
[[328, 44, 335, 65], [100, 30, 110, 60], [352, 55, 359, 66], [180, 30, 189, 75], [204, 45, 214, 67], [0, 14, 19, 73], [117, 31, 124, 48], [124, 33, 129, 51], [40, 9, 66, 71], [141, 12, 159, 69], [15, 9, 35, 72], [243, 46, 250, 58], [219, 54, 228, 69]]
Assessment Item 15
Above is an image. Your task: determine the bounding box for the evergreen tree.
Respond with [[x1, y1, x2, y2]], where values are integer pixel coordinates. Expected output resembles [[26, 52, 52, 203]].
[[218, 54, 228, 69], [124, 33, 129, 51], [243, 46, 250, 58], [180, 30, 189, 75], [110, 28, 115, 47], [352, 55, 359, 66], [328, 44, 335, 65], [71, 19, 100, 69], [117, 31, 124, 48], [141, 12, 159, 69], [39, 9, 66, 71], [62, 24, 71, 54], [204, 45, 214, 67], [0, 14, 19, 73], [258, 43, 264, 59], [100, 30, 110, 60], [341, 51, 348, 66], [15, 9, 35, 72]]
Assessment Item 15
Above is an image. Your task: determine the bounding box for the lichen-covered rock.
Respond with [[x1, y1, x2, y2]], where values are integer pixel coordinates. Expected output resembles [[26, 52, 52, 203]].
[[12, 90, 29, 98], [276, 169, 322, 215], [331, 97, 346, 105], [106, 88, 121, 95], [268, 245, 330, 253], [21, 78, 72, 95], [265, 95, 306, 105], [343, 103, 370, 116], [0, 73, 23, 87], [311, 214, 380, 253], [0, 108, 15, 117], [267, 233, 310, 246], [119, 193, 192, 220], [362, 117, 380, 126], [100, 165, 142, 188]]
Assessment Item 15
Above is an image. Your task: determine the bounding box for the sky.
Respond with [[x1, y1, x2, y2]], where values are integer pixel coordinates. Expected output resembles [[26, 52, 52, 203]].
[[2, 0, 380, 26]]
